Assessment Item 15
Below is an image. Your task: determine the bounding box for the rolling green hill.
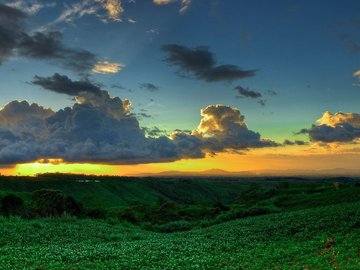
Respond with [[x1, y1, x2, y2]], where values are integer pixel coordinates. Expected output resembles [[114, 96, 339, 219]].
[[0, 175, 359, 269], [0, 175, 253, 208], [0, 175, 359, 210], [0, 200, 359, 269]]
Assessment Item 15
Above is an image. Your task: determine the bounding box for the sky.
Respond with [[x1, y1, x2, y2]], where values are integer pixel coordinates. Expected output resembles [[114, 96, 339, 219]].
[[0, 0, 360, 176]]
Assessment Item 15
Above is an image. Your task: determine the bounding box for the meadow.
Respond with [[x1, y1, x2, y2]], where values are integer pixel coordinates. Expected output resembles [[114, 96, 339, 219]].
[[0, 175, 359, 269]]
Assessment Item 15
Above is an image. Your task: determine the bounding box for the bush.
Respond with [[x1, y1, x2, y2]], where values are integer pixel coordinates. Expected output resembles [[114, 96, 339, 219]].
[[31, 189, 83, 218], [0, 194, 25, 217], [119, 208, 139, 223]]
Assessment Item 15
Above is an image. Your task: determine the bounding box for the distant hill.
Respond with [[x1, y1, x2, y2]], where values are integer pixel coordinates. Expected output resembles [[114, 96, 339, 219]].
[[139, 169, 255, 177], [0, 176, 257, 208], [137, 168, 360, 177], [0, 173, 358, 209]]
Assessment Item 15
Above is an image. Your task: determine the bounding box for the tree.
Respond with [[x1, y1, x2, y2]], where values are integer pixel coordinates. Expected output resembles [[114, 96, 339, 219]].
[[31, 189, 83, 217], [0, 194, 24, 217]]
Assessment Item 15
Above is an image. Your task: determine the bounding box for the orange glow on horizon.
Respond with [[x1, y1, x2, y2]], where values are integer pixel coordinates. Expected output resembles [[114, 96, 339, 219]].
[[2, 144, 359, 177], [11, 160, 118, 176]]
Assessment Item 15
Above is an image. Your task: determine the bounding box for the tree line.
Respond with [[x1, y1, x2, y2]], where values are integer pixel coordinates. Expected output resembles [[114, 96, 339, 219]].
[[1, 189, 83, 218]]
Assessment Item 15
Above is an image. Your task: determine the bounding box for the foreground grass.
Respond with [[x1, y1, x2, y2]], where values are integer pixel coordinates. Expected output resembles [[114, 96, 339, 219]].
[[0, 201, 359, 269]]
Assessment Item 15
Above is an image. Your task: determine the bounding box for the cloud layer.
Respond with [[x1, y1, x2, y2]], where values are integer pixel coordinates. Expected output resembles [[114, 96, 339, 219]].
[[0, 3, 26, 64], [300, 111, 360, 143], [140, 83, 160, 92], [32, 73, 101, 96], [162, 44, 256, 82], [0, 4, 121, 74], [5, 1, 56, 15], [53, 0, 124, 24], [0, 74, 277, 165], [153, 0, 191, 14], [92, 61, 125, 74], [234, 86, 267, 106], [190, 105, 277, 152], [234, 86, 262, 99], [0, 91, 183, 164]]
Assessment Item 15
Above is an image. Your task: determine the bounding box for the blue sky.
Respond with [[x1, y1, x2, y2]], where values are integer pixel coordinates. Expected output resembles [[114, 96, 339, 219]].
[[0, 0, 360, 174], [1, 1, 359, 132]]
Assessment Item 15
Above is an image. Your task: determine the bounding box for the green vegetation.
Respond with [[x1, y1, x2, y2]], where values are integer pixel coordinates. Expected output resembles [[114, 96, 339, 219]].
[[0, 201, 359, 269], [0, 174, 254, 208], [0, 175, 359, 269]]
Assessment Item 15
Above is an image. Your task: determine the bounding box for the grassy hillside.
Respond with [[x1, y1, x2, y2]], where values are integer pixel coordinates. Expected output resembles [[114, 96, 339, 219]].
[[0, 175, 358, 209], [0, 200, 359, 269], [0, 176, 259, 208], [0, 175, 359, 269]]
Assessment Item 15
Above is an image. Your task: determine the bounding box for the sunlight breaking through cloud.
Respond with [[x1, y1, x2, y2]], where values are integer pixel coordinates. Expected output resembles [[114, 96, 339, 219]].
[[92, 61, 125, 74]]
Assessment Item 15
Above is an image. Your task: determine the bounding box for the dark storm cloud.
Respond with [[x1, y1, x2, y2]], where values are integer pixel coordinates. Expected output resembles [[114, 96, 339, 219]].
[[32, 73, 101, 96], [140, 83, 160, 92], [0, 4, 97, 73], [0, 4, 26, 64], [162, 44, 256, 82], [235, 86, 262, 99]]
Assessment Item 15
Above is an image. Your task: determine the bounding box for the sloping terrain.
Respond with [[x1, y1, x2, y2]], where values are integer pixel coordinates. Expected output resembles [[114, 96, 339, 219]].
[[0, 176, 258, 208], [0, 200, 359, 269]]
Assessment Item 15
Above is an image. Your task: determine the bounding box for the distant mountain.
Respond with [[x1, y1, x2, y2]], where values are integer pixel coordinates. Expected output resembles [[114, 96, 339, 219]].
[[133, 169, 254, 177], [135, 168, 360, 177]]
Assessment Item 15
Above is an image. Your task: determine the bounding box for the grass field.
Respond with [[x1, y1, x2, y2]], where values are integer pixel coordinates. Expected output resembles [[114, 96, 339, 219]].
[[0, 200, 359, 269], [0, 175, 359, 269]]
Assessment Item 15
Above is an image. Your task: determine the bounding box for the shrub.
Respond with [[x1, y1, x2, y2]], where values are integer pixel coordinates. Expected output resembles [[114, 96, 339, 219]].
[[119, 208, 139, 223], [31, 189, 83, 218], [0, 194, 25, 217]]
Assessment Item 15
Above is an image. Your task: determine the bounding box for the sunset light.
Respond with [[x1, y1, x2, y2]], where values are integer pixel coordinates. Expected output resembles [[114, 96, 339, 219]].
[[0, 1, 359, 268]]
